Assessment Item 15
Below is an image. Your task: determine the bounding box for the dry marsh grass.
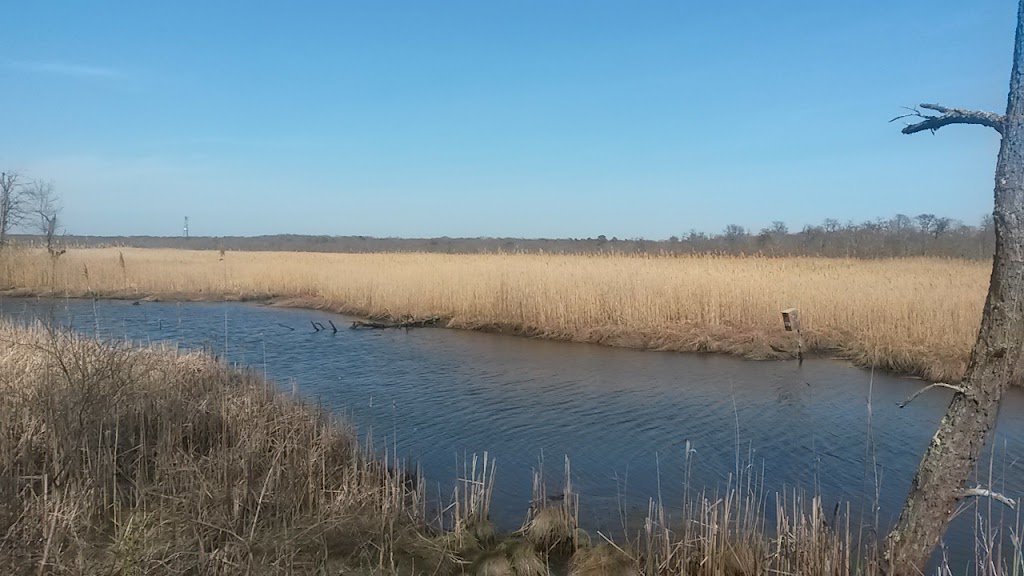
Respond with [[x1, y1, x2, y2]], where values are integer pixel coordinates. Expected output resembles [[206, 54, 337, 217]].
[[0, 320, 451, 574], [0, 247, 989, 382]]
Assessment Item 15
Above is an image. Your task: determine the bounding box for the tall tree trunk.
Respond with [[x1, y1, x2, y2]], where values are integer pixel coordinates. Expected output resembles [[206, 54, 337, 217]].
[[885, 0, 1024, 572]]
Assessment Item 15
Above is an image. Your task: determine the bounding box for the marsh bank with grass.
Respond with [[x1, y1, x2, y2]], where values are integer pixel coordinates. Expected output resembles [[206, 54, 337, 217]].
[[0, 247, 994, 383]]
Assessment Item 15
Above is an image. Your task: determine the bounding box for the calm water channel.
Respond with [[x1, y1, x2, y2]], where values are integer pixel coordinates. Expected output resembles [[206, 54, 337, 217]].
[[3, 297, 1022, 560]]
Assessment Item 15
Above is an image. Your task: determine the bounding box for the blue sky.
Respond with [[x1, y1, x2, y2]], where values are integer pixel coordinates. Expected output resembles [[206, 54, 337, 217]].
[[0, 1, 1016, 238]]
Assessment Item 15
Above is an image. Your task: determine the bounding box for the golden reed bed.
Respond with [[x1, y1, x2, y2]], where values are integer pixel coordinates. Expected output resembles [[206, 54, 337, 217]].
[[0, 247, 991, 382]]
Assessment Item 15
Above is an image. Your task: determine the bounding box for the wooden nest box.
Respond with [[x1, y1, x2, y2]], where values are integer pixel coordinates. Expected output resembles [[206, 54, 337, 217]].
[[781, 308, 801, 332]]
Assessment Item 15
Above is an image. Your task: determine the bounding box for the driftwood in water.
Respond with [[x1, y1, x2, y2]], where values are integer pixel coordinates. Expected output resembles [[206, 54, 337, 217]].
[[310, 320, 339, 333], [350, 317, 442, 330]]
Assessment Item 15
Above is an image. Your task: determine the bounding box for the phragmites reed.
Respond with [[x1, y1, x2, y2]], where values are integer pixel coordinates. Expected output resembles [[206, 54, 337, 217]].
[[0, 247, 993, 384]]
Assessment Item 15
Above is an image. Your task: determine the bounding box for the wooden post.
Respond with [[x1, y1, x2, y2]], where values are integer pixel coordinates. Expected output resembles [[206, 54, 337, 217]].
[[781, 308, 803, 364]]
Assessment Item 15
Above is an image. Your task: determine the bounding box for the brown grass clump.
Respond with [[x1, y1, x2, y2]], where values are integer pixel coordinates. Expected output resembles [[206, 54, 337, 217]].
[[522, 456, 580, 556], [504, 540, 547, 576], [468, 551, 517, 576], [0, 320, 442, 575], [569, 545, 639, 576], [524, 507, 576, 551], [468, 540, 545, 576]]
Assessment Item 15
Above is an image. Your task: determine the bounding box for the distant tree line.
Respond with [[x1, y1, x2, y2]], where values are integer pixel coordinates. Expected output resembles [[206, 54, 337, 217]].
[[670, 213, 995, 259], [16, 213, 995, 260]]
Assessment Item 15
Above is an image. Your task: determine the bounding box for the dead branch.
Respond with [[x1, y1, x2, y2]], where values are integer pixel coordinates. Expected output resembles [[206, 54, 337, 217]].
[[897, 382, 968, 408], [892, 103, 1006, 135], [959, 486, 1017, 510]]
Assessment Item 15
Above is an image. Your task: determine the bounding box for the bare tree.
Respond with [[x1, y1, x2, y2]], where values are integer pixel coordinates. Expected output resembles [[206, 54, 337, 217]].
[[27, 180, 64, 259], [0, 171, 29, 247], [914, 213, 937, 236], [892, 213, 913, 233], [932, 216, 952, 239], [884, 1, 1024, 572], [722, 224, 747, 239]]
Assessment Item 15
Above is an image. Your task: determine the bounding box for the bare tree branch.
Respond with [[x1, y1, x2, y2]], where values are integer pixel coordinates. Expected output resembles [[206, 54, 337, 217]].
[[892, 103, 1006, 135], [896, 382, 968, 409], [27, 180, 60, 233], [24, 180, 64, 258], [959, 486, 1017, 510]]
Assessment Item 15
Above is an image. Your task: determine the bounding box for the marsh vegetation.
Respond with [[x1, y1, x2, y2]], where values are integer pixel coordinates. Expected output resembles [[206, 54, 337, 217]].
[[0, 247, 990, 383]]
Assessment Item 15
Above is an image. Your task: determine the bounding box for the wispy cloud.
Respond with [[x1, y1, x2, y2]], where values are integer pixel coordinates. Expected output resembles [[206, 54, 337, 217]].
[[7, 60, 122, 78]]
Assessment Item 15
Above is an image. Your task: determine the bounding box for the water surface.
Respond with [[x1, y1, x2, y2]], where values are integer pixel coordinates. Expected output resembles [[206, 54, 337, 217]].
[[3, 296, 1021, 560]]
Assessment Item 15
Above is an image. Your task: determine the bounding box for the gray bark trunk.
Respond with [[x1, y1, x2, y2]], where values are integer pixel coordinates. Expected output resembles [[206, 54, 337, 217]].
[[885, 0, 1024, 572]]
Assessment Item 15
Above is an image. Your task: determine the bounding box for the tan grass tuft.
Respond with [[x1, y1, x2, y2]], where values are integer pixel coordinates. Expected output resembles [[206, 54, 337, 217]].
[[470, 551, 516, 576], [524, 507, 575, 550], [469, 539, 546, 576], [505, 540, 547, 576], [570, 544, 639, 576]]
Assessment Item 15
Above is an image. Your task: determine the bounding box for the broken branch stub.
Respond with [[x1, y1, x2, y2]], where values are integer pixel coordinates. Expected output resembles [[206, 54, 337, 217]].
[[960, 486, 1017, 510], [896, 382, 968, 409]]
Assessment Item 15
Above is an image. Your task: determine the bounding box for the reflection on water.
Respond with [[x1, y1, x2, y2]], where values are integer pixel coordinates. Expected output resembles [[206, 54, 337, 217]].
[[2, 296, 1022, 559]]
